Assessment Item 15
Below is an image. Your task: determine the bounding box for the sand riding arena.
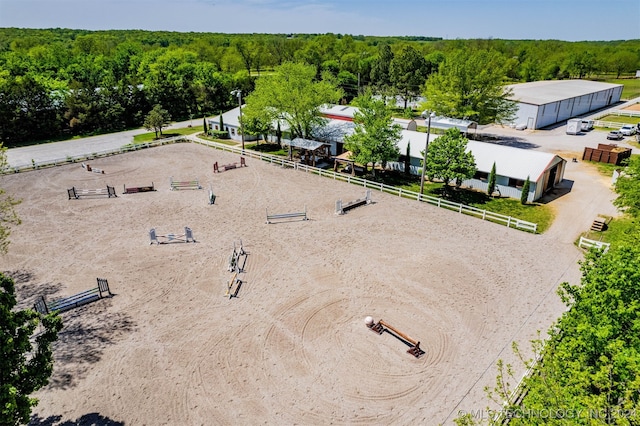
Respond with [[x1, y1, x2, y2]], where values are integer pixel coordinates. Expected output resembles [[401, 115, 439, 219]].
[[1, 142, 579, 424]]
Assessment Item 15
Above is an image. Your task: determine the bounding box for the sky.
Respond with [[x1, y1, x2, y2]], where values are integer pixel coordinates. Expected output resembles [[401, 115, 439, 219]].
[[0, 0, 638, 42]]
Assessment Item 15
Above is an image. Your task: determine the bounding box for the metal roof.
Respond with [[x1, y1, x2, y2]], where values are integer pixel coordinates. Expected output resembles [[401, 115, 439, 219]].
[[466, 140, 562, 181], [506, 80, 623, 106], [428, 116, 478, 131], [395, 132, 562, 182], [288, 138, 327, 151]]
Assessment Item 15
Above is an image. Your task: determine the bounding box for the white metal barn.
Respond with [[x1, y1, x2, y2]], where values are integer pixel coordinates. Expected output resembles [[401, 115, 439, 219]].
[[506, 80, 623, 130], [461, 141, 566, 202], [390, 133, 566, 202]]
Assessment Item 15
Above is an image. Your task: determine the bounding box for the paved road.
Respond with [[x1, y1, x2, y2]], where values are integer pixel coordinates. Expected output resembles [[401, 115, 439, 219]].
[[5, 119, 195, 169], [6, 97, 639, 168]]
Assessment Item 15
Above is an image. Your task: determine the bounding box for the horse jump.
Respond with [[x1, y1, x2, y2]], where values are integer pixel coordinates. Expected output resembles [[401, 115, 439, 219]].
[[82, 163, 105, 174], [149, 227, 196, 244], [228, 240, 247, 273], [68, 186, 117, 199], [170, 177, 202, 190], [214, 157, 246, 173], [266, 206, 308, 224], [208, 185, 216, 205], [34, 278, 113, 314], [336, 189, 372, 215], [123, 182, 155, 194], [366, 317, 424, 358], [225, 271, 243, 299]]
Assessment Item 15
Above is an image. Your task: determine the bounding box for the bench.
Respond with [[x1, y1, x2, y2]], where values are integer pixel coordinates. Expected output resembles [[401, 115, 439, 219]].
[[34, 278, 112, 314], [68, 186, 117, 199]]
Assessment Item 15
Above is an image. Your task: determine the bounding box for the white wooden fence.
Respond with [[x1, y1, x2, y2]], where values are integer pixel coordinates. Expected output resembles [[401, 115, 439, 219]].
[[578, 236, 610, 253], [592, 108, 640, 129], [2, 135, 538, 233], [190, 138, 538, 233]]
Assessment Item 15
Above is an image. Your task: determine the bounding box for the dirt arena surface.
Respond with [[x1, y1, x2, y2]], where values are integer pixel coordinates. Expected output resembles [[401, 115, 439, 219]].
[[1, 142, 585, 425]]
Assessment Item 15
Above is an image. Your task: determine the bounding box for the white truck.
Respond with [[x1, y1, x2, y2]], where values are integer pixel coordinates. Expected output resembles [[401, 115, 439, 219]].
[[566, 119, 581, 135]]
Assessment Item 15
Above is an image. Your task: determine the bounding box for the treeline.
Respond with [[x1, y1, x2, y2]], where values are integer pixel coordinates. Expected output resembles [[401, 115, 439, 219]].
[[0, 28, 638, 146]]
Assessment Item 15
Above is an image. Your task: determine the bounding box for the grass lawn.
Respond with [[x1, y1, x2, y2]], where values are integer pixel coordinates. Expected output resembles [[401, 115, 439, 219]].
[[581, 214, 637, 246], [597, 114, 640, 126], [602, 77, 640, 101], [133, 126, 203, 143], [197, 133, 241, 146], [376, 171, 554, 233]]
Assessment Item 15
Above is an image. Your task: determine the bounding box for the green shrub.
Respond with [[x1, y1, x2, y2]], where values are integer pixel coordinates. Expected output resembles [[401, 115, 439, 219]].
[[211, 130, 230, 139]]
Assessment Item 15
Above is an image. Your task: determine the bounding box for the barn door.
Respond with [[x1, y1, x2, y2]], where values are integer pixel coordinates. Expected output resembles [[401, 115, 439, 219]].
[[545, 165, 558, 191]]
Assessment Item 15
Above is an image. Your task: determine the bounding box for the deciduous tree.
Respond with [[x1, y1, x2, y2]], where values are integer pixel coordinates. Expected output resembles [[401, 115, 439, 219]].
[[424, 128, 476, 194], [143, 104, 171, 139], [343, 92, 401, 177], [242, 62, 342, 140], [456, 239, 640, 425], [1, 272, 62, 426], [0, 145, 21, 254], [614, 155, 640, 218], [423, 49, 517, 125]]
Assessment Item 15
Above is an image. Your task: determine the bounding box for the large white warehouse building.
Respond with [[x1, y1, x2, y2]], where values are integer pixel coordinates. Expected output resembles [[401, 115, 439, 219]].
[[506, 80, 623, 130]]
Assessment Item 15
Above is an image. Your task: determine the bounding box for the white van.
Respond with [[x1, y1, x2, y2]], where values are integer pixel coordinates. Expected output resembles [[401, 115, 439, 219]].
[[581, 120, 594, 131]]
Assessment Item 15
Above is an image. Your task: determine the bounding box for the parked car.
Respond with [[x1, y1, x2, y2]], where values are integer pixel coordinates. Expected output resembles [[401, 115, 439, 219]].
[[607, 130, 624, 140], [620, 125, 637, 136]]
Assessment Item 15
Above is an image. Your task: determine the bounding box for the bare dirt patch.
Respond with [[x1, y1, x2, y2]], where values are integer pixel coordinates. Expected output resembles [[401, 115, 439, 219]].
[[1, 143, 581, 424], [623, 102, 640, 111]]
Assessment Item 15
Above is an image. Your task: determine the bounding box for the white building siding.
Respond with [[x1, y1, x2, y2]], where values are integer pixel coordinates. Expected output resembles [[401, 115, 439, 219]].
[[509, 80, 623, 129]]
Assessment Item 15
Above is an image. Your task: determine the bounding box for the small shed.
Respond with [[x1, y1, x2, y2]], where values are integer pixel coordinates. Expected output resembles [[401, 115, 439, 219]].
[[582, 144, 632, 165]]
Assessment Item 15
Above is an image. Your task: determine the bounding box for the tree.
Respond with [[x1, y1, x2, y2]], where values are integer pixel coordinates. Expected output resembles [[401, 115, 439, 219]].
[[520, 176, 530, 204], [423, 49, 518, 125], [614, 155, 640, 218], [203, 116, 208, 134], [519, 242, 640, 425], [456, 238, 640, 426], [389, 45, 429, 109], [343, 91, 402, 177], [608, 51, 637, 78], [1, 273, 63, 425], [487, 162, 497, 196], [404, 142, 411, 176], [143, 104, 171, 139], [370, 43, 394, 93], [0, 145, 21, 254], [242, 62, 342, 140], [424, 128, 476, 195]]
